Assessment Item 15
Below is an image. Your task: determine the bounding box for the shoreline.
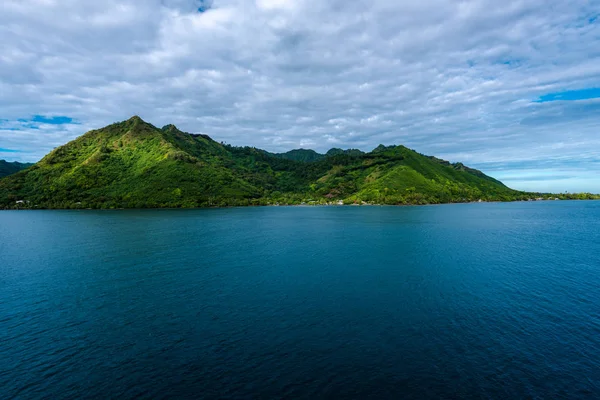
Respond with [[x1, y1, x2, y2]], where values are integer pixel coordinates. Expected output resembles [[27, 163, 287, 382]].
[[2, 198, 599, 211]]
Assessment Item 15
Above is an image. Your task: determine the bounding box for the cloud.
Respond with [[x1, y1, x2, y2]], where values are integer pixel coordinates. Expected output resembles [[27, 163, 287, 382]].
[[1, 0, 599, 191]]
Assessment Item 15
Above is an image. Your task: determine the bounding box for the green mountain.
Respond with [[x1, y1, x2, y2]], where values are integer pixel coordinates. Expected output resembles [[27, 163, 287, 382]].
[[1, 116, 586, 209], [272, 148, 365, 162], [326, 148, 365, 157], [273, 149, 325, 162], [0, 160, 33, 178]]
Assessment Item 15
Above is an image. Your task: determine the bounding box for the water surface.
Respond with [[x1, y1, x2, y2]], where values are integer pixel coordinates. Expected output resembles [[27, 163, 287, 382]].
[[1, 202, 599, 398]]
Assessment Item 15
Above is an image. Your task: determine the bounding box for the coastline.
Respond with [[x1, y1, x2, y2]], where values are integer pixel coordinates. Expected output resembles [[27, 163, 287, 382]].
[[3, 197, 599, 211]]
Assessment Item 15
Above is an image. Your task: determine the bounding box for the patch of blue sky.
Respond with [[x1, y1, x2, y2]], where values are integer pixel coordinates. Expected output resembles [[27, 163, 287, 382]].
[[536, 88, 600, 102], [13, 120, 39, 130], [31, 115, 74, 124], [0, 148, 22, 153], [198, 0, 212, 12], [498, 58, 523, 68], [5, 115, 76, 130], [487, 167, 600, 193], [473, 158, 600, 172], [500, 174, 574, 182]]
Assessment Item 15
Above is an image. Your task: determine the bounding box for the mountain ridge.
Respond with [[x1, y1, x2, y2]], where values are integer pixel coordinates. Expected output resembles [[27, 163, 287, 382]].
[[0, 160, 33, 178], [1, 116, 596, 209]]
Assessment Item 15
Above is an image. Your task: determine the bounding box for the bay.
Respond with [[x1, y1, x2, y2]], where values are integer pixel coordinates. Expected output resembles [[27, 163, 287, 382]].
[[1, 201, 599, 398]]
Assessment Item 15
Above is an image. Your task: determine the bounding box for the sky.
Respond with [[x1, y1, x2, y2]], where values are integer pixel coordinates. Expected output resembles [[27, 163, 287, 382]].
[[1, 0, 599, 192]]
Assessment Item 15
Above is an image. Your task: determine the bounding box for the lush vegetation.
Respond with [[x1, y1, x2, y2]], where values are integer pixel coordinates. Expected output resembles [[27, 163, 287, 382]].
[[271, 149, 325, 162], [1, 116, 598, 209], [0, 160, 33, 178]]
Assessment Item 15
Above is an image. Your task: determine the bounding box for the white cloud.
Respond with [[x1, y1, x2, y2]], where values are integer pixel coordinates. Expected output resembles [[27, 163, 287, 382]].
[[255, 0, 296, 11], [0, 0, 599, 191]]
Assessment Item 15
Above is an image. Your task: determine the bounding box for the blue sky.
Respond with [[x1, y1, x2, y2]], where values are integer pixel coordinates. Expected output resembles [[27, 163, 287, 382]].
[[537, 88, 600, 102], [1, 0, 599, 192]]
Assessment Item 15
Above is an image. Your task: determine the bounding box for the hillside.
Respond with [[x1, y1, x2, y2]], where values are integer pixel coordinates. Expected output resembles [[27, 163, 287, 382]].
[[273, 149, 325, 162], [0, 116, 551, 209], [0, 160, 33, 178], [271, 148, 365, 162]]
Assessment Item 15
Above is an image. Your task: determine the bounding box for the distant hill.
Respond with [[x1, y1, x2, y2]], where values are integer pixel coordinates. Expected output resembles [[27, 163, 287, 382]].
[[272, 148, 365, 162], [272, 149, 325, 162], [0, 116, 566, 209], [0, 160, 33, 178], [326, 148, 365, 157]]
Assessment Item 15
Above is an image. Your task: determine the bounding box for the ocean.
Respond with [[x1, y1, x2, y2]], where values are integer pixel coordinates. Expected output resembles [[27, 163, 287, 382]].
[[1, 202, 599, 398]]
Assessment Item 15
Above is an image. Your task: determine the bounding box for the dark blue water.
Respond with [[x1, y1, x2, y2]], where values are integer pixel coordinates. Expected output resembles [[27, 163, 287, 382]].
[[1, 202, 600, 399]]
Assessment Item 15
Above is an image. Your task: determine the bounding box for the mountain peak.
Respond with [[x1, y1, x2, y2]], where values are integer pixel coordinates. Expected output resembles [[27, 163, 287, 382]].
[[128, 115, 144, 123], [161, 124, 183, 134], [125, 116, 155, 129], [372, 144, 388, 153]]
